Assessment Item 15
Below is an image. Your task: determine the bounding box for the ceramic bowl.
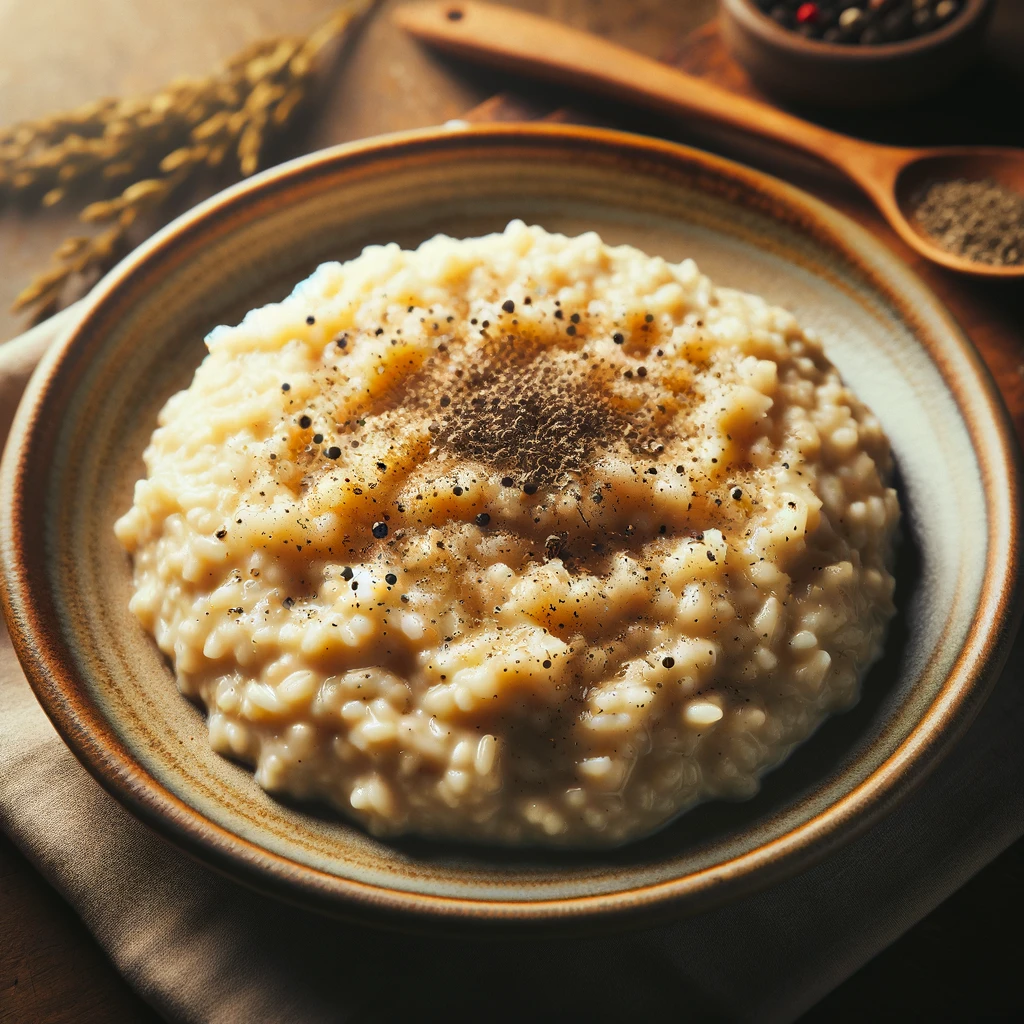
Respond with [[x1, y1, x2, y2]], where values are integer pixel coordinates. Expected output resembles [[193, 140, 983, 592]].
[[719, 0, 995, 109], [1, 124, 1020, 931]]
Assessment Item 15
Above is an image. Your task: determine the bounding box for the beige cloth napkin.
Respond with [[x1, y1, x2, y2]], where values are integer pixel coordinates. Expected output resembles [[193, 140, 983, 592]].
[[2, 309, 1023, 1024]]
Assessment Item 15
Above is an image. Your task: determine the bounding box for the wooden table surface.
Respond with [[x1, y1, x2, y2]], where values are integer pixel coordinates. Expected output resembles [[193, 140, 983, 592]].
[[2, 1, 1024, 1020]]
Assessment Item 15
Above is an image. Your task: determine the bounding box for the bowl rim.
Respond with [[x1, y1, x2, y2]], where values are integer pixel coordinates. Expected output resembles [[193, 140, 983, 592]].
[[721, 0, 994, 60], [2, 122, 1021, 930]]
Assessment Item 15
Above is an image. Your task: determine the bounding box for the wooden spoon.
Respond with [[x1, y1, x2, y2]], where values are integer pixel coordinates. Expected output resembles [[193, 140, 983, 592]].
[[395, 0, 1024, 279]]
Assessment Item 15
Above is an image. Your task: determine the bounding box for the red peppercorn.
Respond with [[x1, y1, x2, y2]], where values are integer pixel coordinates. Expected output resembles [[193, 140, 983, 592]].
[[796, 2, 819, 24]]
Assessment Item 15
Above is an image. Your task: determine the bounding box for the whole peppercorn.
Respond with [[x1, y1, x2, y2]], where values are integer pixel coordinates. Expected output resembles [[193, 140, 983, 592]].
[[881, 5, 912, 39], [838, 7, 864, 30], [912, 6, 934, 30], [544, 532, 568, 559], [371, 521, 388, 539], [757, 0, 962, 44], [796, 2, 820, 25]]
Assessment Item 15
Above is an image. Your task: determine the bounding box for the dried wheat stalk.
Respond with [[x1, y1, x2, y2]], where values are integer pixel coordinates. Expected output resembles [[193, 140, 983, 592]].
[[6, 0, 376, 319]]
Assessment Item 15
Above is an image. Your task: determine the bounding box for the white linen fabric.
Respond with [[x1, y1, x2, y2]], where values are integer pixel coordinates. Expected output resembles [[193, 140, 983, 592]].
[[1, 310, 1021, 1023]]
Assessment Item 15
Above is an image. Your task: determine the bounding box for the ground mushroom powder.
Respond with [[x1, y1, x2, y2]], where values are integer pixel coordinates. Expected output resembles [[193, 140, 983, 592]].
[[115, 222, 899, 846]]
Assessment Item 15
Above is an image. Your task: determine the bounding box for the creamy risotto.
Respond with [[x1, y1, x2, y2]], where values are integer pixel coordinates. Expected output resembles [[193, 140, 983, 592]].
[[115, 222, 899, 846]]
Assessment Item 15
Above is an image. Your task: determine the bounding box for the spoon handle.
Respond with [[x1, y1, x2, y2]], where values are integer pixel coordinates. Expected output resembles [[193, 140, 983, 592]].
[[395, 0, 905, 194]]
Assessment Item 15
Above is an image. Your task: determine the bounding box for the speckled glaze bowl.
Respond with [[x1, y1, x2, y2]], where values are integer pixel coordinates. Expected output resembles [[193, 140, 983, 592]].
[[1, 124, 1020, 931]]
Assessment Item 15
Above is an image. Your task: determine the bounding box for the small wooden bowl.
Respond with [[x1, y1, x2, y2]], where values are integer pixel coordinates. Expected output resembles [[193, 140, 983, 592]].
[[720, 0, 996, 109]]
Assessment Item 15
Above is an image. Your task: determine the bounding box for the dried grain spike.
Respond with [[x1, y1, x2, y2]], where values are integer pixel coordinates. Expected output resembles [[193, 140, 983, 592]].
[[10, 0, 379, 319]]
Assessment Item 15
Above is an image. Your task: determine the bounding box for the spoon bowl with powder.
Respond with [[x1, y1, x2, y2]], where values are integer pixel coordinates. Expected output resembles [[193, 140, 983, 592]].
[[888, 149, 1024, 273], [397, 1, 1024, 279]]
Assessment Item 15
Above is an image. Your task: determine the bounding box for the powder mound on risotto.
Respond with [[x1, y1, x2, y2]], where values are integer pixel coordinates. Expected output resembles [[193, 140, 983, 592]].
[[115, 221, 899, 846]]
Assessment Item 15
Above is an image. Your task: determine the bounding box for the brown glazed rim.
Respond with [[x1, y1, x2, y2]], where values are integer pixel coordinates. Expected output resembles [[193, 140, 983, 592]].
[[2, 124, 1021, 931], [723, 0, 994, 59]]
